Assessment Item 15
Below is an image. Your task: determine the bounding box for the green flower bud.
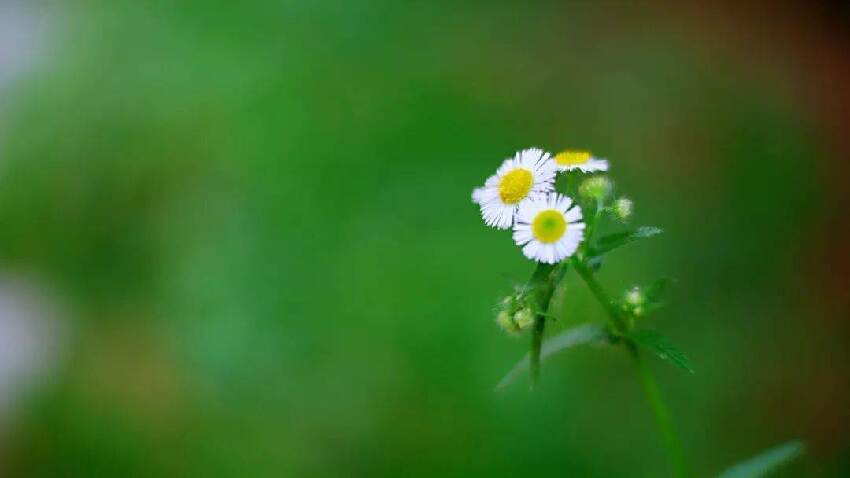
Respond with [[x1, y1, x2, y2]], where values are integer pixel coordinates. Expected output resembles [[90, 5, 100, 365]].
[[496, 310, 520, 335], [579, 176, 613, 203], [612, 197, 633, 222], [623, 286, 645, 317], [496, 294, 522, 335], [514, 308, 535, 331]]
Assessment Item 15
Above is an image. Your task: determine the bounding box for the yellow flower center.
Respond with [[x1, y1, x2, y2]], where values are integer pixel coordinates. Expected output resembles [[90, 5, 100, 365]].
[[498, 169, 534, 204], [554, 150, 591, 166], [532, 210, 567, 244]]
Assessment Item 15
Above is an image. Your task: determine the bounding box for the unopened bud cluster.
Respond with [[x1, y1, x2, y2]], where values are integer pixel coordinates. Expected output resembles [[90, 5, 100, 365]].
[[495, 291, 537, 335], [576, 175, 635, 224]]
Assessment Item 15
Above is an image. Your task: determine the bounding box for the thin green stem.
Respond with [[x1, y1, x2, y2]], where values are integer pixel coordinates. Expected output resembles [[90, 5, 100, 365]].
[[571, 255, 688, 477], [630, 344, 689, 478], [527, 263, 556, 389], [530, 315, 545, 389], [584, 198, 603, 241], [571, 256, 627, 333]]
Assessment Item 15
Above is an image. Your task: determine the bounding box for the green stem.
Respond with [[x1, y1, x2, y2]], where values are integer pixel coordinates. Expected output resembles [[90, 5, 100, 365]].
[[571, 256, 688, 477], [584, 202, 600, 241], [530, 314, 544, 389], [630, 344, 689, 478], [571, 256, 627, 333], [527, 263, 556, 389]]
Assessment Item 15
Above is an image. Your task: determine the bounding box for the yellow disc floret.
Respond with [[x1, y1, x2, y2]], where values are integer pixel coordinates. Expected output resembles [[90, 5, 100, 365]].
[[532, 210, 567, 243], [498, 168, 534, 204], [554, 150, 591, 166]]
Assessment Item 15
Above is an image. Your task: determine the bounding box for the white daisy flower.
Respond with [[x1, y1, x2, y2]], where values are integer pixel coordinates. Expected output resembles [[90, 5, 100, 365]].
[[553, 150, 608, 173], [476, 148, 556, 229], [513, 193, 585, 264]]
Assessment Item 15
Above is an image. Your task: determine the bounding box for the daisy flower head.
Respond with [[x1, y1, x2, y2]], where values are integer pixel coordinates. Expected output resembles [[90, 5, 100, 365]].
[[477, 148, 556, 229], [553, 150, 608, 173], [513, 193, 585, 264]]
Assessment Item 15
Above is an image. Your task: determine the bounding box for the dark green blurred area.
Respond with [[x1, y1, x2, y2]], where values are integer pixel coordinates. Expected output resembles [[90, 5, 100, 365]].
[[0, 1, 847, 476]]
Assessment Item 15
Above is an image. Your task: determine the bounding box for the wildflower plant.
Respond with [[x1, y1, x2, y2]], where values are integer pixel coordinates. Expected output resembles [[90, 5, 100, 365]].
[[472, 148, 803, 478]]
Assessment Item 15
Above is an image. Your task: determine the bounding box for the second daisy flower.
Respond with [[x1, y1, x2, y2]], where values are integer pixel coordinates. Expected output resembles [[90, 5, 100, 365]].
[[512, 193, 585, 264]]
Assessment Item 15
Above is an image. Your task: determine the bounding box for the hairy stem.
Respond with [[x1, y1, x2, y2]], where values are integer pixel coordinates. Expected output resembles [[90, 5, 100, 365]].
[[571, 256, 688, 477]]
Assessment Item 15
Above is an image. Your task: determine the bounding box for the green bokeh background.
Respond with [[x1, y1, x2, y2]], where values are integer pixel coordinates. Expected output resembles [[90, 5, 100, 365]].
[[1, 1, 847, 476]]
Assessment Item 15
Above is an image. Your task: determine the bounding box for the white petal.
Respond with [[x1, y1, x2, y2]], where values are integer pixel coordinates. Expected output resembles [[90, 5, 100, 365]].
[[523, 241, 541, 261], [565, 207, 583, 222], [513, 225, 534, 244]]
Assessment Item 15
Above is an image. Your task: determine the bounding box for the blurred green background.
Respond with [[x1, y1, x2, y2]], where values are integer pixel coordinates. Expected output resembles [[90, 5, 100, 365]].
[[0, 1, 848, 476]]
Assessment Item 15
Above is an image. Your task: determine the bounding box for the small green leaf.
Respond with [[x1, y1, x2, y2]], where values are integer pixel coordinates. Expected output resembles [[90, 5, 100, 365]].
[[717, 440, 804, 478], [592, 226, 662, 256], [631, 329, 694, 374], [496, 324, 608, 391], [641, 278, 674, 314]]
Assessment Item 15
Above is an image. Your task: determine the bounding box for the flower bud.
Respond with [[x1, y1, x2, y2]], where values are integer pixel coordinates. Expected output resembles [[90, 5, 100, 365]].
[[496, 294, 522, 335], [624, 286, 645, 317], [612, 197, 633, 222], [578, 176, 613, 203], [625, 287, 643, 306], [496, 310, 520, 335], [513, 308, 535, 331]]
